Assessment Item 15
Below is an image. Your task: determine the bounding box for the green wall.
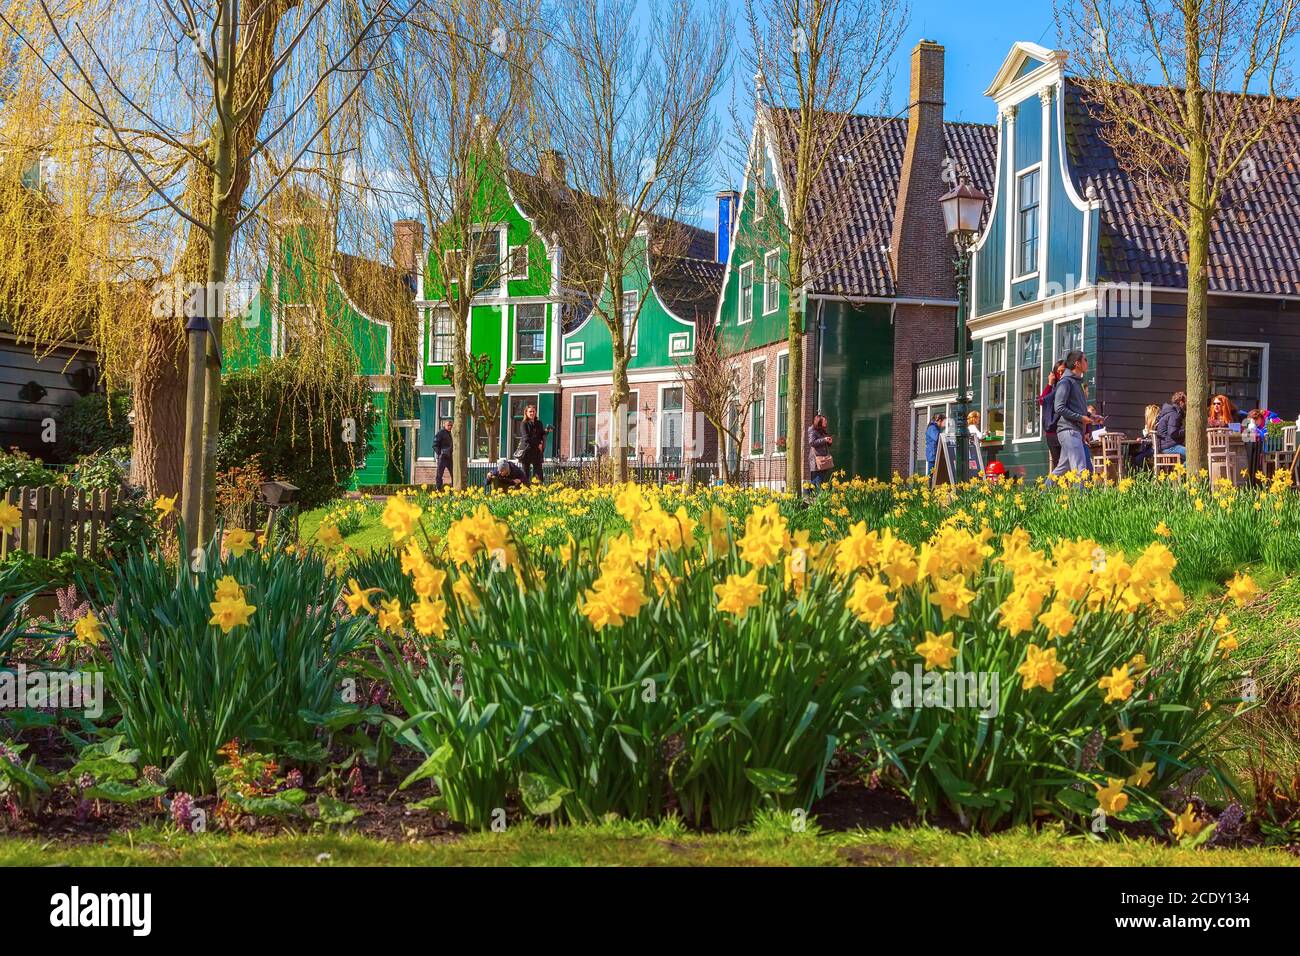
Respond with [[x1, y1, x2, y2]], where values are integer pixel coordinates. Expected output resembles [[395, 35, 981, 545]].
[[818, 301, 894, 481]]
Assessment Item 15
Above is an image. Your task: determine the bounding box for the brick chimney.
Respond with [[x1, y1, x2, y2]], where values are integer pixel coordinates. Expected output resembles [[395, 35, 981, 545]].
[[392, 219, 424, 282], [889, 40, 955, 300]]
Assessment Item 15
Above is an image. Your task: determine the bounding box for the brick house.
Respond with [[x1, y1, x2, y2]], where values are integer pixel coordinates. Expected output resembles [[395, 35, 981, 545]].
[[714, 41, 997, 483]]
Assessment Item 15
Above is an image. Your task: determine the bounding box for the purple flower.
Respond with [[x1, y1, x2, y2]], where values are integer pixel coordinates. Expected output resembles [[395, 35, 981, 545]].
[[285, 769, 304, 790], [171, 792, 195, 831]]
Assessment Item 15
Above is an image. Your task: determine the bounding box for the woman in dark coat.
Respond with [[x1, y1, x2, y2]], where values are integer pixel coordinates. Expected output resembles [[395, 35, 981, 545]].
[[806, 414, 833, 491]]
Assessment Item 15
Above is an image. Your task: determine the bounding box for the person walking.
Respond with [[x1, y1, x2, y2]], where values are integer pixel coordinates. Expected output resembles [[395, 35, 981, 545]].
[[1049, 350, 1095, 482], [433, 418, 453, 491], [1155, 391, 1188, 460], [517, 404, 551, 484], [1039, 360, 1066, 470], [924, 412, 946, 475], [806, 414, 834, 491]]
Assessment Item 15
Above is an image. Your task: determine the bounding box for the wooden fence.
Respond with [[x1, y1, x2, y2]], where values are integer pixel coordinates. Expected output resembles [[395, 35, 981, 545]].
[[1, 486, 117, 560]]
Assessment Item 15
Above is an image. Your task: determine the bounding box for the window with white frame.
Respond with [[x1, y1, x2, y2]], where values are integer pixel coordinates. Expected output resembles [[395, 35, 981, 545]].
[[470, 228, 502, 297], [468, 398, 495, 460], [279, 303, 319, 356], [430, 308, 454, 365], [661, 386, 683, 462], [572, 394, 597, 458], [436, 396, 455, 424], [624, 389, 639, 457], [507, 244, 529, 280], [776, 352, 789, 452], [738, 262, 753, 323], [984, 338, 1007, 438], [1055, 319, 1082, 364], [621, 290, 638, 357], [1017, 329, 1042, 439], [514, 303, 546, 361], [1016, 168, 1040, 278], [750, 359, 766, 455], [763, 250, 780, 314], [1209, 343, 1266, 412]]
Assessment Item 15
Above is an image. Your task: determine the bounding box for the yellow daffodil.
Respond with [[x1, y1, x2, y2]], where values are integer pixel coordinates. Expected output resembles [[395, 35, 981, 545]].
[[209, 595, 256, 634], [916, 630, 957, 672], [714, 569, 766, 617], [928, 575, 976, 621], [342, 578, 381, 615], [1226, 572, 1259, 607], [381, 496, 423, 543], [411, 597, 449, 638], [1110, 727, 1142, 752], [154, 494, 177, 517], [1017, 643, 1067, 692], [1095, 777, 1129, 814], [1170, 803, 1204, 839], [452, 575, 480, 611], [317, 524, 344, 550], [74, 610, 104, 647], [1127, 760, 1156, 788], [377, 598, 405, 634], [225, 527, 255, 557], [214, 574, 244, 602], [1097, 664, 1135, 704], [0, 500, 20, 535], [846, 576, 896, 628], [1038, 600, 1076, 640]]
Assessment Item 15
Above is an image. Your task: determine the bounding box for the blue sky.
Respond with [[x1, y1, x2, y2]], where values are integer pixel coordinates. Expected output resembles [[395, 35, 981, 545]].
[[703, 0, 1063, 200]]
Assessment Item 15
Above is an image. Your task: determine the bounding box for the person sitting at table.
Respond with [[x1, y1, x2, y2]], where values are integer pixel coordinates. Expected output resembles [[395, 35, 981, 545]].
[[1209, 394, 1238, 428], [1129, 403, 1161, 469], [966, 410, 983, 444], [1156, 391, 1188, 460]]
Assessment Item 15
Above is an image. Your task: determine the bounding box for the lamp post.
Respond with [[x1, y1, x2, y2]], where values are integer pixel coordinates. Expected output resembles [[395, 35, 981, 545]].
[[939, 176, 988, 483]]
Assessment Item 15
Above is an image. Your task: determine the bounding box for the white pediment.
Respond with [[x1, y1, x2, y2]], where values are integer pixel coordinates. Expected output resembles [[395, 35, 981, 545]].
[[984, 42, 1068, 100]]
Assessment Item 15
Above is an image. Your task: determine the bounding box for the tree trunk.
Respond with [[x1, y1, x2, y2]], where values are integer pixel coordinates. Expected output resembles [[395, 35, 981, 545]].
[[785, 250, 804, 494], [1183, 17, 1209, 475], [452, 307, 471, 489], [129, 318, 186, 496], [609, 274, 629, 483]]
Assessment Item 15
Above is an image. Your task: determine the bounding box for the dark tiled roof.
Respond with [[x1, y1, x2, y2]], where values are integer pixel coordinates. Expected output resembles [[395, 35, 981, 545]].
[[1063, 78, 1300, 296], [336, 252, 417, 328], [655, 255, 725, 322], [768, 109, 997, 297]]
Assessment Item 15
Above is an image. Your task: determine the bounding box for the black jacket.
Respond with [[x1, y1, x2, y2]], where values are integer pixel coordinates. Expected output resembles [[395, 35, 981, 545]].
[[521, 417, 547, 454], [484, 460, 527, 491], [1052, 373, 1089, 434], [1155, 402, 1186, 451], [433, 428, 453, 456]]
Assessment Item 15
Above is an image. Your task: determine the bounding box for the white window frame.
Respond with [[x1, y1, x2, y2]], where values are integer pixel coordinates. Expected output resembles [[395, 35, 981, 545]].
[[570, 392, 598, 459], [1013, 164, 1041, 281], [774, 348, 790, 456], [470, 225, 507, 300], [737, 261, 754, 325], [763, 249, 780, 315], [275, 302, 317, 357], [982, 336, 1008, 441], [749, 356, 767, 458], [513, 302, 547, 364], [507, 243, 529, 281], [623, 388, 640, 458], [429, 307, 454, 366], [1052, 315, 1084, 367], [1013, 327, 1044, 444], [659, 383, 684, 462], [1207, 339, 1271, 410], [621, 290, 639, 357]]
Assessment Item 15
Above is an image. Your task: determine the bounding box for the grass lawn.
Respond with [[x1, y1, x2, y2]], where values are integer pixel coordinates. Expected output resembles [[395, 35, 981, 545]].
[[2, 822, 1296, 867]]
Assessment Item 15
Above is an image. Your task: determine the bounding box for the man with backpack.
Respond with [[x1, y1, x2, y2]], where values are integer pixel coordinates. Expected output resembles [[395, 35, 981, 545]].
[[1049, 350, 1095, 481]]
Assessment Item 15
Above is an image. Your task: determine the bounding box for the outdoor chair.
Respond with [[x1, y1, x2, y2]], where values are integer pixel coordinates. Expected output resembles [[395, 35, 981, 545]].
[[1151, 433, 1181, 476], [1207, 429, 1233, 484], [1094, 432, 1125, 483], [1264, 425, 1297, 476]]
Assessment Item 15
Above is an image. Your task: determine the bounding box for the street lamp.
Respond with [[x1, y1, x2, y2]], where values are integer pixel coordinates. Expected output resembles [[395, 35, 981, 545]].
[[939, 175, 988, 482]]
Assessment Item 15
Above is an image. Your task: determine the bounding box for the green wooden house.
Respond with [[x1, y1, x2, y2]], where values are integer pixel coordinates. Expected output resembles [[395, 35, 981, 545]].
[[557, 223, 723, 463], [411, 164, 568, 477], [957, 41, 1300, 479], [226, 220, 415, 486]]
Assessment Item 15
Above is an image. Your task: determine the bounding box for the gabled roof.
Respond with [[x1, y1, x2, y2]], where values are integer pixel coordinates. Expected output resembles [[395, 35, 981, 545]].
[[655, 255, 725, 323], [767, 108, 998, 298], [335, 252, 417, 329], [1063, 78, 1300, 296]]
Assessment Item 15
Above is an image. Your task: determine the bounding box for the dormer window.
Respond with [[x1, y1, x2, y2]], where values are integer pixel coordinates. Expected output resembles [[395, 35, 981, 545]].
[[1015, 167, 1040, 278]]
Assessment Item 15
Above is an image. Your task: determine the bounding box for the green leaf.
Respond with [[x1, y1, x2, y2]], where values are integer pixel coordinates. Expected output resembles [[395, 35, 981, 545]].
[[744, 767, 798, 794], [228, 788, 308, 818], [401, 741, 453, 790], [519, 772, 571, 816], [84, 780, 166, 803], [315, 793, 362, 826]]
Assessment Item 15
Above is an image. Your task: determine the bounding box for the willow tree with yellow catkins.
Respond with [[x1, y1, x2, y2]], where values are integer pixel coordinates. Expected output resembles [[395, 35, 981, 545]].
[[2, 0, 409, 544], [1058, 0, 1299, 473]]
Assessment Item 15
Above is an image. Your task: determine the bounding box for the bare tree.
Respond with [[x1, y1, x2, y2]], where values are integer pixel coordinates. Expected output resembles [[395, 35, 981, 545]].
[[446, 352, 515, 466], [737, 0, 907, 492], [1058, 0, 1299, 472], [3, 0, 408, 543], [367, 0, 537, 489], [675, 325, 754, 484], [518, 0, 727, 482]]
